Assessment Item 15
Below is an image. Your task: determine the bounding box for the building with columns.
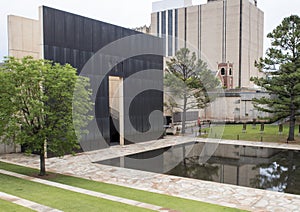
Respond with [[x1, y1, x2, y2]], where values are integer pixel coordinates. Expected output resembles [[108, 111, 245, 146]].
[[152, 0, 269, 122], [151, 0, 264, 89]]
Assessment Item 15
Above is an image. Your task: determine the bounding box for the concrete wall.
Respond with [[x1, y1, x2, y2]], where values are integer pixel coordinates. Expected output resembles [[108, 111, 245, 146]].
[[2, 15, 42, 154], [199, 90, 270, 122], [8, 15, 42, 59], [0, 142, 21, 154]]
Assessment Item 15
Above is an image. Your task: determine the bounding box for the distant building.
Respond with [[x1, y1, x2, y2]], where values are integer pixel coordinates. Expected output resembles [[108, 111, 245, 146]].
[[133, 25, 151, 34], [151, 0, 264, 88], [151, 0, 269, 123]]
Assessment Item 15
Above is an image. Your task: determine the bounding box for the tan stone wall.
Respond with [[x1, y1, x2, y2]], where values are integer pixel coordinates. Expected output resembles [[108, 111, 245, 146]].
[[4, 15, 42, 153], [240, 0, 257, 87], [186, 6, 199, 54], [201, 1, 223, 67], [151, 13, 158, 36], [199, 92, 270, 122], [177, 8, 186, 49], [8, 15, 41, 59], [226, 0, 241, 87]]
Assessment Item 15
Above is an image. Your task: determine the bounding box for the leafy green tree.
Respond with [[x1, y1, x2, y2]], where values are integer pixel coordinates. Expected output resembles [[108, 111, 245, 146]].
[[165, 48, 220, 134], [251, 15, 300, 141], [0, 56, 93, 175]]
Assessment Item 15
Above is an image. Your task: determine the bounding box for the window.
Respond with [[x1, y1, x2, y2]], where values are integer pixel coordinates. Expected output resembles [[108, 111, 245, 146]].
[[221, 68, 225, 75], [157, 12, 160, 35], [168, 10, 173, 56], [161, 11, 166, 36], [229, 68, 232, 75]]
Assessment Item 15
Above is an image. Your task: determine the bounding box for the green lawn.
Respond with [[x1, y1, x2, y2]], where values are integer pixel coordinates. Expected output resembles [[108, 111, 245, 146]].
[[0, 199, 33, 212], [0, 173, 151, 212], [0, 161, 245, 212], [202, 124, 300, 143]]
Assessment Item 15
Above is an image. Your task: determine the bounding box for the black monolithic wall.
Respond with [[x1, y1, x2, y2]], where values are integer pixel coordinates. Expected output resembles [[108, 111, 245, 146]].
[[42, 6, 164, 151]]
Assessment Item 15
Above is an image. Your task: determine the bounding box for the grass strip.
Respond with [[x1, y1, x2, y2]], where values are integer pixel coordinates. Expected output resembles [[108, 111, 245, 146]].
[[0, 173, 151, 212], [0, 198, 34, 212], [0, 161, 245, 212]]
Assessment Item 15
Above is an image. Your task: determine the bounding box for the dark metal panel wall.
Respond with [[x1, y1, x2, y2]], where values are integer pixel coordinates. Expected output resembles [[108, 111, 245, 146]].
[[42, 6, 164, 150]]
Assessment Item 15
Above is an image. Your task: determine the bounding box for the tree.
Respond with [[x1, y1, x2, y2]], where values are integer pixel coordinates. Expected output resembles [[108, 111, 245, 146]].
[[250, 151, 300, 195], [251, 15, 300, 141], [0, 56, 93, 175], [164, 48, 220, 134], [167, 156, 219, 181]]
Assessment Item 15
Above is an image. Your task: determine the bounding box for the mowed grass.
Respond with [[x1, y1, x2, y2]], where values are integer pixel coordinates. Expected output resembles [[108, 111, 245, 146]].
[[0, 173, 151, 212], [0, 199, 33, 212], [202, 124, 300, 143], [0, 161, 246, 212]]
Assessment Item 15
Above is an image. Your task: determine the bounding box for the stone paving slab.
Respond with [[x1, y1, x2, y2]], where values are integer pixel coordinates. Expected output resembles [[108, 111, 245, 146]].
[[0, 191, 62, 212], [0, 169, 171, 212], [2, 137, 300, 212]]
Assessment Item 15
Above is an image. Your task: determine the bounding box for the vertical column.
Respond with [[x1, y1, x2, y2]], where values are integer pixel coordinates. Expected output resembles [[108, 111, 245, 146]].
[[168, 9, 173, 56], [119, 77, 124, 146], [157, 12, 160, 36], [222, 0, 227, 63], [175, 9, 178, 54], [165, 10, 168, 56], [238, 0, 243, 88], [172, 9, 176, 56], [184, 8, 187, 48], [198, 5, 202, 60], [39, 6, 44, 59], [161, 11, 166, 56]]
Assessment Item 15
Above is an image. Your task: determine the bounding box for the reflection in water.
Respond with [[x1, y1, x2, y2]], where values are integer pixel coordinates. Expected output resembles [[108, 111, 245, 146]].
[[167, 156, 219, 181], [96, 142, 300, 195], [250, 151, 300, 195]]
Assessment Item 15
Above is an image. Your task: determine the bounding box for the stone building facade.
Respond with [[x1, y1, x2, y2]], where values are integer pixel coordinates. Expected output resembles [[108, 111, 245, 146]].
[[151, 0, 264, 88]]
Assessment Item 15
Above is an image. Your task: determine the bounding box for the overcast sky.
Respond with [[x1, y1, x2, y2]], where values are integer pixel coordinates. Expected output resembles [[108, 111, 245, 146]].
[[1, 0, 300, 61]]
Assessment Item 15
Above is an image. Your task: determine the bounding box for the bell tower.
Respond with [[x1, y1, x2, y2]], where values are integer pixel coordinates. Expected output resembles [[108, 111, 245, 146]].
[[217, 62, 233, 89]]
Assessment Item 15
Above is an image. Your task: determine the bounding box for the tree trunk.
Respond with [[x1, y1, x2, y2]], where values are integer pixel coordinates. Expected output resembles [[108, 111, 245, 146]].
[[39, 152, 46, 176], [288, 109, 296, 141], [181, 94, 187, 134]]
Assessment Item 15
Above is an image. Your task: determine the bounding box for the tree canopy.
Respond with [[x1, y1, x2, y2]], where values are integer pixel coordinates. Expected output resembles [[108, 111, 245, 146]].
[[0, 56, 93, 175], [251, 15, 300, 141], [165, 48, 220, 134]]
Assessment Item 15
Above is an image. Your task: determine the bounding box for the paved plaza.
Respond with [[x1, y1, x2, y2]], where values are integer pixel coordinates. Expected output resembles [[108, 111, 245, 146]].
[[1, 137, 300, 211]]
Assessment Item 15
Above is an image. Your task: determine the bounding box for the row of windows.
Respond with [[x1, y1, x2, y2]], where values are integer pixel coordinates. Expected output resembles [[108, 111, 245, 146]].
[[157, 9, 178, 56], [220, 68, 232, 76]]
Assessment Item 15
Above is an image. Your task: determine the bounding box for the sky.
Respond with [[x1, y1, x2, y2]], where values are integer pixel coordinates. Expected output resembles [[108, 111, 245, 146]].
[[1, 0, 300, 61]]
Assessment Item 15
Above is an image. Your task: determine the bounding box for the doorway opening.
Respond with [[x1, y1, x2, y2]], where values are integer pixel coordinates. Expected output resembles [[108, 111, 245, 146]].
[[109, 76, 124, 146]]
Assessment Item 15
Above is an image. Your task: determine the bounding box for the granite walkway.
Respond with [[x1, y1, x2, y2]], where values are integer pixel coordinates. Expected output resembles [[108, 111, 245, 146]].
[[2, 137, 300, 211], [0, 169, 172, 211]]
